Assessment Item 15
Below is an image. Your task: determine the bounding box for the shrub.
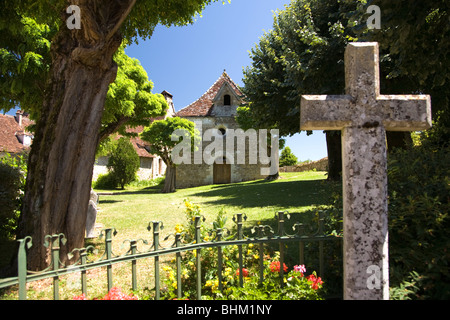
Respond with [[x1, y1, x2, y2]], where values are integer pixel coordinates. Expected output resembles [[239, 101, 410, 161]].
[[0, 153, 27, 239], [107, 137, 140, 189], [387, 143, 450, 299], [93, 172, 118, 190], [159, 201, 325, 300], [279, 146, 298, 167]]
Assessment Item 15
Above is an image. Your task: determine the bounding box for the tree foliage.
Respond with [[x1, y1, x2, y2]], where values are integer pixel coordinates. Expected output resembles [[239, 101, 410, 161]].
[[387, 142, 450, 299], [107, 137, 140, 189], [0, 153, 28, 239], [0, 5, 55, 116], [12, 0, 225, 44], [100, 43, 168, 142], [242, 0, 358, 136], [4, 0, 223, 270], [279, 146, 298, 167], [0, 8, 168, 141], [141, 117, 199, 193], [351, 0, 450, 145]]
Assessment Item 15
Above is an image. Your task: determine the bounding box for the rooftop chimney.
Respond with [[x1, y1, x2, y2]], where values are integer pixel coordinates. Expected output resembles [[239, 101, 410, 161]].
[[15, 110, 23, 127]]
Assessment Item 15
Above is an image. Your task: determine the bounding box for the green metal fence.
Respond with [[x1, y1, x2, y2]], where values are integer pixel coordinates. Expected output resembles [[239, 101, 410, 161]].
[[0, 211, 341, 300]]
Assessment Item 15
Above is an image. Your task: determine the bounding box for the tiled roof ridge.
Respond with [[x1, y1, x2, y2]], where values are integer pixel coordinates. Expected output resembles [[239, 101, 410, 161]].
[[184, 72, 226, 110], [176, 71, 243, 117]]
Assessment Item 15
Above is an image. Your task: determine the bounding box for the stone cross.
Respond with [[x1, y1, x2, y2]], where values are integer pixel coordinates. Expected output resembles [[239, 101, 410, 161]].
[[300, 42, 431, 300]]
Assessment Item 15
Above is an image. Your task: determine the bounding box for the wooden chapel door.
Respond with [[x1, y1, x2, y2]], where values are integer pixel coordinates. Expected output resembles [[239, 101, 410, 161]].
[[213, 157, 231, 184]]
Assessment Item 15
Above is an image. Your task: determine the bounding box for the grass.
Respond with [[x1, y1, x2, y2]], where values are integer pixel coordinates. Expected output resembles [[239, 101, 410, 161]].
[[94, 171, 336, 239], [0, 171, 341, 300]]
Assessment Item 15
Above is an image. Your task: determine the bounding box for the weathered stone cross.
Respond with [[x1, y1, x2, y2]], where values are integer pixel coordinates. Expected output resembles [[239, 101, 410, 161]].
[[300, 42, 432, 300]]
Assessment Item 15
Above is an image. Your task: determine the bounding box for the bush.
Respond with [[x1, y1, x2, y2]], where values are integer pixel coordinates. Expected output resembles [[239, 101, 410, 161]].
[[280, 146, 298, 167], [107, 137, 140, 189], [387, 143, 450, 299], [0, 153, 27, 239], [159, 200, 325, 300], [93, 172, 118, 190]]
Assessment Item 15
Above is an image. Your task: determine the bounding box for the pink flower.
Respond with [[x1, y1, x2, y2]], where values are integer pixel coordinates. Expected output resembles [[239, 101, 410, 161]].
[[293, 264, 306, 274]]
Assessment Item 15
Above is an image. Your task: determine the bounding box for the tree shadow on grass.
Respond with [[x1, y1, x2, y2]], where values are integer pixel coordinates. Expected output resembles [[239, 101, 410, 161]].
[[189, 178, 340, 210]]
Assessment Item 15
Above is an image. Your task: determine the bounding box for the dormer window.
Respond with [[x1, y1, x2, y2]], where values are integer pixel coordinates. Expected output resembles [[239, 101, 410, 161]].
[[224, 94, 231, 106]]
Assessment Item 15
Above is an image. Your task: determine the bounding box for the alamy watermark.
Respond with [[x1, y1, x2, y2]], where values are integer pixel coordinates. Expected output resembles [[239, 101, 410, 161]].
[[66, 5, 81, 30], [366, 5, 381, 30], [170, 121, 279, 176], [366, 265, 381, 290]]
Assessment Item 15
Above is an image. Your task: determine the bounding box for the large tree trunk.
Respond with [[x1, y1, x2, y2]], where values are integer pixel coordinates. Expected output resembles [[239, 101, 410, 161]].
[[16, 2, 131, 270]]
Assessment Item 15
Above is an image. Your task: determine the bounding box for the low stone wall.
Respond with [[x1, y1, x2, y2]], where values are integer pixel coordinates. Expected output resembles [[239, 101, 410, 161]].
[[280, 157, 328, 173]]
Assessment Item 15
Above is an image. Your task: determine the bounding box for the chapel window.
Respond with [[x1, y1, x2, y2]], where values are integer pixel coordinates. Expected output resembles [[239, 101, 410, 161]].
[[224, 94, 231, 106]]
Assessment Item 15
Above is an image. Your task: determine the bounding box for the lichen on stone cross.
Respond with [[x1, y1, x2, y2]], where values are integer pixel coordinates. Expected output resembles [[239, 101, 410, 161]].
[[300, 42, 432, 300]]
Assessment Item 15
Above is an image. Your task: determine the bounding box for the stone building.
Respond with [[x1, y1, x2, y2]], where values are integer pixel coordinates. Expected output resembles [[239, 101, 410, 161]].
[[175, 71, 269, 188], [0, 110, 34, 157]]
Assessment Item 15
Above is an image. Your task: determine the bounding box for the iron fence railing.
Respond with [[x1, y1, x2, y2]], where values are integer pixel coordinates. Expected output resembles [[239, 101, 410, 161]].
[[0, 211, 341, 300]]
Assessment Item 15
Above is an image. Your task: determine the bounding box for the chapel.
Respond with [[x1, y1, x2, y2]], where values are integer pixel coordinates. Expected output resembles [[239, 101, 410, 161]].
[[175, 71, 270, 188]]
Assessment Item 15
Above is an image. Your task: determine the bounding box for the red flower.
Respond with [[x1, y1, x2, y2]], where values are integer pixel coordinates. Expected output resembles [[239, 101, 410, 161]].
[[236, 268, 249, 277], [73, 293, 86, 300], [307, 274, 323, 290], [269, 261, 288, 273], [102, 287, 138, 300]]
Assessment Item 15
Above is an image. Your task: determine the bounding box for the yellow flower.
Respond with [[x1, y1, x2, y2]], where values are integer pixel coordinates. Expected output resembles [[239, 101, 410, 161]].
[[162, 266, 173, 272], [174, 224, 184, 234]]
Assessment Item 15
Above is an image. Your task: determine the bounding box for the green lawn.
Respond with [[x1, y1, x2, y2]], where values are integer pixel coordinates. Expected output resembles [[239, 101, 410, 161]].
[[93, 171, 339, 244], [1, 171, 341, 299]]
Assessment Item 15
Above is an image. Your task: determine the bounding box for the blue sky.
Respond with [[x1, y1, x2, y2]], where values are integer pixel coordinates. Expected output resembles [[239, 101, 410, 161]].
[[124, 0, 327, 161]]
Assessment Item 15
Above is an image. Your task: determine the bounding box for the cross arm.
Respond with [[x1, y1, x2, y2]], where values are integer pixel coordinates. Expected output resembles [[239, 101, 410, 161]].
[[300, 95, 353, 131], [378, 94, 432, 131]]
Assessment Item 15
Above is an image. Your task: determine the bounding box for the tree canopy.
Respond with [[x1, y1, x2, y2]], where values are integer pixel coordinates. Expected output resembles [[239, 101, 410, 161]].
[[100, 43, 168, 142], [1, 8, 168, 142], [4, 0, 224, 270], [242, 0, 358, 137], [279, 146, 298, 167], [141, 117, 199, 193], [242, 0, 449, 140], [11, 0, 225, 44]]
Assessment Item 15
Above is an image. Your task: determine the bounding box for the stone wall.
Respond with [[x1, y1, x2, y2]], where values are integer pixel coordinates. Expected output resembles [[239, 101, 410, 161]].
[[175, 115, 267, 189], [280, 157, 328, 173]]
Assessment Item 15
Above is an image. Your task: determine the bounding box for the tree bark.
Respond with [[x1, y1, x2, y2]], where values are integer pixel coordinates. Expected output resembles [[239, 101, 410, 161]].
[[162, 164, 176, 193], [325, 131, 342, 181], [16, 2, 129, 270]]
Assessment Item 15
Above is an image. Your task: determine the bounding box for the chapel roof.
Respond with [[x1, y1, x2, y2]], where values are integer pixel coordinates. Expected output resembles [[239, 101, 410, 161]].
[[176, 71, 245, 117], [124, 125, 156, 158]]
